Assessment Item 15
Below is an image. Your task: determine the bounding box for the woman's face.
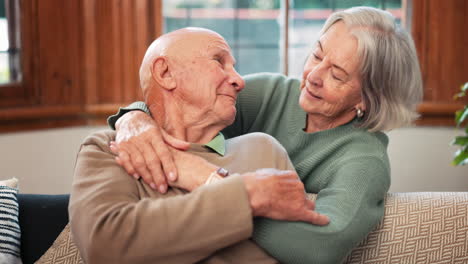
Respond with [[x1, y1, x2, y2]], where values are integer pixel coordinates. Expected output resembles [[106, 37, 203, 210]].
[[299, 21, 364, 120]]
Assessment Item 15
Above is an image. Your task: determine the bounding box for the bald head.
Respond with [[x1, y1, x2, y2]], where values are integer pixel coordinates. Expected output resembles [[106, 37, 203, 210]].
[[144, 27, 224, 58], [139, 27, 226, 93], [139, 27, 244, 139]]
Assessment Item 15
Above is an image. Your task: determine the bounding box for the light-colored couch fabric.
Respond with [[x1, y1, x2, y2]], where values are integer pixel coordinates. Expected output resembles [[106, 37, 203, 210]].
[[345, 192, 468, 263], [37, 192, 468, 263]]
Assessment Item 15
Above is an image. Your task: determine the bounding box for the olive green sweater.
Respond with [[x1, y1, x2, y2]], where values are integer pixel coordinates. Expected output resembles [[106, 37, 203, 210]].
[[109, 73, 390, 264]]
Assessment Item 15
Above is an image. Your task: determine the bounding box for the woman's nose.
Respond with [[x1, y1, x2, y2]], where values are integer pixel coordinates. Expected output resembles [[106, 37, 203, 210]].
[[307, 68, 324, 88]]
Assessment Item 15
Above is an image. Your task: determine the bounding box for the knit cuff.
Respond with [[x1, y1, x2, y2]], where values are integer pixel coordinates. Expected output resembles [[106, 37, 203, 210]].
[[107, 101, 149, 130]]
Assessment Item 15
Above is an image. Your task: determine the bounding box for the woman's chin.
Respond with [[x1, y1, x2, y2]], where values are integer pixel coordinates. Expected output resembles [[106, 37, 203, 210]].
[[299, 93, 315, 114]]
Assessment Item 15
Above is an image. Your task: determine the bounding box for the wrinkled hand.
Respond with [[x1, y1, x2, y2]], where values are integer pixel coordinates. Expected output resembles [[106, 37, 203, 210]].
[[242, 169, 329, 225], [167, 148, 219, 191], [109, 111, 190, 193]]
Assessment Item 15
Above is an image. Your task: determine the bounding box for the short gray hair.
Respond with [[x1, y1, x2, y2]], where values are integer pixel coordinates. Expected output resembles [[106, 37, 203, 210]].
[[321, 6, 423, 131]]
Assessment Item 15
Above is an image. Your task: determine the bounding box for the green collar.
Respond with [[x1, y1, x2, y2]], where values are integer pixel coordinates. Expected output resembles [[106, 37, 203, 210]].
[[204, 133, 226, 156]]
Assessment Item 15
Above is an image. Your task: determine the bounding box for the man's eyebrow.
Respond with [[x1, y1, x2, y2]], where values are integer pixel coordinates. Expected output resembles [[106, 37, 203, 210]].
[[216, 49, 237, 65], [318, 40, 349, 76]]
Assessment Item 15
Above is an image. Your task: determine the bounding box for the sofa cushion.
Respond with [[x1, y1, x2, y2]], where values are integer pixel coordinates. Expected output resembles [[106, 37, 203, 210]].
[[18, 194, 69, 264], [345, 192, 468, 263], [34, 192, 468, 263], [35, 224, 83, 264], [0, 178, 21, 264]]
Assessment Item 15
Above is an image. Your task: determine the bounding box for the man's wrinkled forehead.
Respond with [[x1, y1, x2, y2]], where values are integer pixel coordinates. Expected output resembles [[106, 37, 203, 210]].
[[169, 31, 230, 58]]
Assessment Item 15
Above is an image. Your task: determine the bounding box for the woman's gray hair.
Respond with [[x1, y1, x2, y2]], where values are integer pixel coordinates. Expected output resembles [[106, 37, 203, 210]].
[[320, 6, 423, 131]]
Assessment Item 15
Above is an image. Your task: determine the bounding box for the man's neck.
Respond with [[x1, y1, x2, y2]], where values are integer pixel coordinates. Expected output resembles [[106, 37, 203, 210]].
[[151, 103, 224, 144]]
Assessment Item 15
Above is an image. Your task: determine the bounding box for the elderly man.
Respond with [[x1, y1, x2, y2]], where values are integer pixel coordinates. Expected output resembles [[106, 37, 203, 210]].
[[69, 27, 328, 264]]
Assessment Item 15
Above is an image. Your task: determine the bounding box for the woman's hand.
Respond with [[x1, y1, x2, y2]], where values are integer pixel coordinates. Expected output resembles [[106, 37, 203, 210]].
[[109, 111, 190, 193], [168, 148, 219, 191], [242, 169, 329, 225]]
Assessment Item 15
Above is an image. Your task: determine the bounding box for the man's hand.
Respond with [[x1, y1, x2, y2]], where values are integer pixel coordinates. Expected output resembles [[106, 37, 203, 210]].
[[109, 111, 190, 193], [242, 169, 329, 225]]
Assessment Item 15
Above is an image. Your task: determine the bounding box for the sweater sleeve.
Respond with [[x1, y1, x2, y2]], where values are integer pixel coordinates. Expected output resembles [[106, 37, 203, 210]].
[[107, 101, 149, 130], [251, 156, 390, 264], [69, 131, 254, 264]]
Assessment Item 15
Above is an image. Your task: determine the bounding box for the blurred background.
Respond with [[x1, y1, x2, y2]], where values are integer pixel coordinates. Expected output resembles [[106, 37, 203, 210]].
[[0, 0, 467, 194]]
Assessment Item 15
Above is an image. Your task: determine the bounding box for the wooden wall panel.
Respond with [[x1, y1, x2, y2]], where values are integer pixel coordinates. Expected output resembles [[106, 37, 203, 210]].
[[413, 0, 468, 125], [82, 0, 159, 108], [36, 0, 82, 106], [120, 0, 138, 102], [0, 0, 162, 131], [82, 0, 98, 106], [96, 0, 122, 103]]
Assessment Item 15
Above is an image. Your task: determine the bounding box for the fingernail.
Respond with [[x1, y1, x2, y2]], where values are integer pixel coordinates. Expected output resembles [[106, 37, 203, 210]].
[[133, 173, 140, 179], [150, 183, 156, 190], [159, 185, 167, 193], [169, 172, 176, 181]]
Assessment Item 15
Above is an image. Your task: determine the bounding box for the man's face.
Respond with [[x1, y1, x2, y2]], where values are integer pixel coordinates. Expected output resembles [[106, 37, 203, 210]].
[[171, 32, 245, 127]]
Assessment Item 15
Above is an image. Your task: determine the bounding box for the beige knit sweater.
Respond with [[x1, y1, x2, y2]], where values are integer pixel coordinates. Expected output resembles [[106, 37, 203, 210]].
[[69, 130, 295, 264]]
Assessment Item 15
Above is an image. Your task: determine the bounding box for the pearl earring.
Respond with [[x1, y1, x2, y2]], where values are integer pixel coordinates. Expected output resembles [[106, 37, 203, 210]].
[[356, 108, 364, 118]]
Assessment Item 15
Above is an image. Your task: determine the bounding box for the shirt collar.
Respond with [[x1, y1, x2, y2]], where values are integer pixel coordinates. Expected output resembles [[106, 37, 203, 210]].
[[204, 132, 226, 156]]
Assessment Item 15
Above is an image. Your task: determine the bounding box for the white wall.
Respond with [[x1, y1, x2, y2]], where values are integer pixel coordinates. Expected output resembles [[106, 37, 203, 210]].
[[387, 127, 468, 192], [0, 126, 467, 194], [0, 126, 107, 194]]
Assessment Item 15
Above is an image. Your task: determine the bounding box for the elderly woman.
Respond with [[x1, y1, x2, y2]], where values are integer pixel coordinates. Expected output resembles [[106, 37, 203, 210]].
[[109, 6, 422, 263]]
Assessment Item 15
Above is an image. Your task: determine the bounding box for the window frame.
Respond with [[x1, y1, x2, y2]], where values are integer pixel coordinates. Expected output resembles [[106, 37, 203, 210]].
[[0, 0, 162, 132], [0, 0, 34, 107]]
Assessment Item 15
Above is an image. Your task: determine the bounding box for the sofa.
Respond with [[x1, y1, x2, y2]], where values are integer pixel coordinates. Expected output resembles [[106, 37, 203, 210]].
[[18, 192, 468, 264], [18, 194, 69, 264]]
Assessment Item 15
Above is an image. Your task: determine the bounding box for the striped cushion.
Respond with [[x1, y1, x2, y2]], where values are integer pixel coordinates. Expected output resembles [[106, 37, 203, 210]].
[[0, 178, 21, 264]]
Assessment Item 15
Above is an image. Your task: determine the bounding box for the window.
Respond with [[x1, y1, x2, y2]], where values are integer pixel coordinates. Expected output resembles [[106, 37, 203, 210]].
[[164, 0, 282, 75], [288, 0, 402, 77], [163, 0, 402, 78], [0, 0, 20, 85]]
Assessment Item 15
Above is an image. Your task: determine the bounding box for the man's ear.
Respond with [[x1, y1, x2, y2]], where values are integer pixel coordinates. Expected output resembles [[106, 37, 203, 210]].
[[151, 57, 176, 90]]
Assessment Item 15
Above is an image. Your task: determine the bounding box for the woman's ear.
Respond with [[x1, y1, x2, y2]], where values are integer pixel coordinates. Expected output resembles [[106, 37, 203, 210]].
[[151, 57, 176, 90], [356, 101, 366, 112]]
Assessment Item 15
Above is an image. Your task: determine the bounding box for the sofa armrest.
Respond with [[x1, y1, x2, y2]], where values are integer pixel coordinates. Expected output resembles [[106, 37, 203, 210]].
[[345, 192, 468, 263], [18, 194, 70, 264]]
